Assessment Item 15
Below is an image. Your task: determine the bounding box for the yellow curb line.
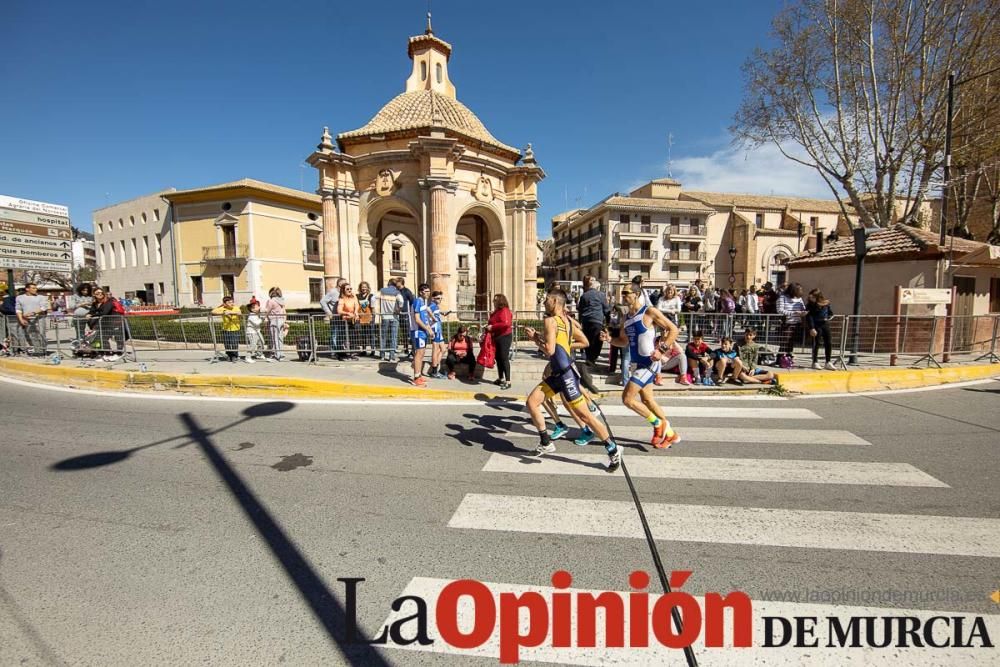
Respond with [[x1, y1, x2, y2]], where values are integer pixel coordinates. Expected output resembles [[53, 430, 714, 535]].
[[0, 358, 499, 401], [778, 363, 1000, 394]]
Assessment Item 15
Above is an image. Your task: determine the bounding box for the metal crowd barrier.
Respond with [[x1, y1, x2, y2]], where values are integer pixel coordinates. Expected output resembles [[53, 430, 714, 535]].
[[3, 310, 996, 371]]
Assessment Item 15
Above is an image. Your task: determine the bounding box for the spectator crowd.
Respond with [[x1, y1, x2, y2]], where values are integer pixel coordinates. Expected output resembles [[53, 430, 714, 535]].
[[1, 273, 837, 381]]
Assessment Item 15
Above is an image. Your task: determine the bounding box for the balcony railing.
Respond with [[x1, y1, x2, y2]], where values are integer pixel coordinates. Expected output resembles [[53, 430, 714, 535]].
[[615, 223, 658, 236], [614, 249, 657, 262], [390, 261, 408, 273], [202, 244, 248, 262], [573, 251, 605, 266], [666, 224, 707, 237], [303, 251, 322, 265], [668, 250, 707, 262]]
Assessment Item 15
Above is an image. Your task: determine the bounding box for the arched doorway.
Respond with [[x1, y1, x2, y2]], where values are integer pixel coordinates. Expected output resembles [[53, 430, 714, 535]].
[[365, 199, 421, 290], [456, 208, 502, 312], [454, 234, 477, 311], [380, 232, 419, 289], [767, 245, 793, 286]]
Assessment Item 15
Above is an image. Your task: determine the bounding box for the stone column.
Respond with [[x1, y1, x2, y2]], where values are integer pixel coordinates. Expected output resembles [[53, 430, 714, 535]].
[[429, 183, 450, 296], [321, 190, 340, 290], [524, 203, 538, 309]]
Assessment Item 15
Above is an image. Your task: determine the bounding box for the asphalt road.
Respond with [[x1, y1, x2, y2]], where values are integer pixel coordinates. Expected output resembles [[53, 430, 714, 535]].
[[1, 378, 998, 666]]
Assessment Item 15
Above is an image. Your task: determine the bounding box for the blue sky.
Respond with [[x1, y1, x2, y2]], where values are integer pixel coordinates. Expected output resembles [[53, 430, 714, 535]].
[[1, 0, 831, 237]]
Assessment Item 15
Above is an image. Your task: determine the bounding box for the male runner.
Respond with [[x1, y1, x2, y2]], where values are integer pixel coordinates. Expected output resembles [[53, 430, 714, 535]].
[[525, 289, 621, 472], [602, 285, 681, 448], [409, 284, 435, 387], [428, 290, 447, 378]]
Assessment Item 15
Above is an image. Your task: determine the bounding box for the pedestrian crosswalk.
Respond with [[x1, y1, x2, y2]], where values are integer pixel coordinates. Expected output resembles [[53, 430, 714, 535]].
[[381, 399, 999, 665], [481, 452, 948, 487]]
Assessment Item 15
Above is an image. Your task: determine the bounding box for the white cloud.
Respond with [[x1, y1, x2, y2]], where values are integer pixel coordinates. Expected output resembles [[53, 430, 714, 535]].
[[671, 140, 838, 199]]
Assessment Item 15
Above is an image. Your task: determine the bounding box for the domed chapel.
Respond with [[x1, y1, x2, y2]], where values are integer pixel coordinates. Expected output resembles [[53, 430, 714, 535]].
[[307, 14, 545, 312]]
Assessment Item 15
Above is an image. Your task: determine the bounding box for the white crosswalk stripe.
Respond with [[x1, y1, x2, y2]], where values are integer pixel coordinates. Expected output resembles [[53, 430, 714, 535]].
[[554, 404, 822, 419], [481, 452, 949, 487], [448, 493, 1000, 558], [501, 424, 871, 446], [381, 577, 1000, 666]]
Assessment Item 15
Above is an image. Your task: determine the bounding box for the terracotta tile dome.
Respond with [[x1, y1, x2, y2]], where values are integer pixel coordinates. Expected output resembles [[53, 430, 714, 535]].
[[337, 90, 519, 156]]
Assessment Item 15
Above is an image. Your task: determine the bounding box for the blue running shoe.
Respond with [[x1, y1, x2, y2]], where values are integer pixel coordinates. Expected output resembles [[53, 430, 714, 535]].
[[573, 426, 595, 446], [549, 423, 569, 440]]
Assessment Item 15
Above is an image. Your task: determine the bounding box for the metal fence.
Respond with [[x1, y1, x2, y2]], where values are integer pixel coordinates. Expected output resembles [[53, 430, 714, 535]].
[[2, 310, 997, 370]]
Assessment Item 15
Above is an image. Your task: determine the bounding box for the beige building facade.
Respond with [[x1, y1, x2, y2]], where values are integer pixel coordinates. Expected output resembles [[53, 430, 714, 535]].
[[93, 190, 177, 303], [307, 17, 543, 312], [163, 180, 324, 308], [552, 178, 858, 293]]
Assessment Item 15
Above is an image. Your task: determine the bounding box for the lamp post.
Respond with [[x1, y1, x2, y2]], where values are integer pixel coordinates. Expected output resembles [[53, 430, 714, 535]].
[[728, 245, 737, 288], [849, 227, 884, 365]]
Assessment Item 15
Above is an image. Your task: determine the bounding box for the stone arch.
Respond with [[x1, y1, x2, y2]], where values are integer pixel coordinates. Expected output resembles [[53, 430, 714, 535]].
[[765, 243, 795, 285], [361, 194, 421, 239], [362, 194, 422, 288], [455, 203, 505, 311]]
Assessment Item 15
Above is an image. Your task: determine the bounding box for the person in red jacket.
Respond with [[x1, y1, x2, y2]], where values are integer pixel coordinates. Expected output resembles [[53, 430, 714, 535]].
[[485, 294, 513, 389]]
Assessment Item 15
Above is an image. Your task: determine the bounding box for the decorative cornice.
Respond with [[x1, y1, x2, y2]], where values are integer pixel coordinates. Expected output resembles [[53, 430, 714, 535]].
[[418, 178, 459, 193], [319, 188, 361, 202]]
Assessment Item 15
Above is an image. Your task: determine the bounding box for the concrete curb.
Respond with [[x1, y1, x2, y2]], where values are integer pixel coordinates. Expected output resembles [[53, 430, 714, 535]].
[[0, 358, 496, 401], [778, 363, 1000, 394]]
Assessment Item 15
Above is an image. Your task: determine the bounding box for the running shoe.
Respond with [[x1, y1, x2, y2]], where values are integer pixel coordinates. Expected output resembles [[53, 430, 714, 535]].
[[655, 432, 682, 450], [606, 447, 622, 473], [413, 376, 427, 387], [651, 420, 667, 446], [678, 374, 692, 386], [573, 426, 595, 446], [549, 423, 569, 440], [533, 442, 556, 456], [824, 362, 837, 371]]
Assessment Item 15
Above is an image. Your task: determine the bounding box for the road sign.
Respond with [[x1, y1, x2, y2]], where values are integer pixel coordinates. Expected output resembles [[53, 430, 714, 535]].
[[0, 233, 71, 251], [0, 220, 72, 239], [0, 245, 72, 262], [0, 195, 72, 273], [899, 288, 952, 305], [0, 195, 69, 218]]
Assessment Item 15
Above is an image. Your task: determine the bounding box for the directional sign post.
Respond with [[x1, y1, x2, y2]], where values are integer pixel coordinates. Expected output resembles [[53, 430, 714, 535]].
[[0, 195, 73, 276]]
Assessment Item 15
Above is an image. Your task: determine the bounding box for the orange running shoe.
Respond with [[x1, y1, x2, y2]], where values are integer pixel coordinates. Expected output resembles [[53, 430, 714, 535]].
[[656, 431, 682, 449], [413, 376, 427, 387], [650, 420, 666, 446]]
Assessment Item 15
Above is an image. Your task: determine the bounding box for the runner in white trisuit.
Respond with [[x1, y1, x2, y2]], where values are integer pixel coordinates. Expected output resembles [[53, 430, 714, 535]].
[[602, 284, 681, 448]]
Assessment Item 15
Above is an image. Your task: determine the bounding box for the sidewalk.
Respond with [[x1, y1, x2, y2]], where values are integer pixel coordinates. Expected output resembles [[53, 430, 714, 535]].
[[1, 348, 997, 400]]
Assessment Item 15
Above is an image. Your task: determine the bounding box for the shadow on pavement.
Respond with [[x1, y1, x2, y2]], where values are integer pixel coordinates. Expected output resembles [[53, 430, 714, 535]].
[[0, 549, 66, 666], [49, 401, 392, 667]]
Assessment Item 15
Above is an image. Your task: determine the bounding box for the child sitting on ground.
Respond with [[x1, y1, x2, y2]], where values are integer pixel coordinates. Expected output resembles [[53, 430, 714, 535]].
[[713, 336, 742, 384], [734, 327, 777, 385], [685, 331, 713, 385]]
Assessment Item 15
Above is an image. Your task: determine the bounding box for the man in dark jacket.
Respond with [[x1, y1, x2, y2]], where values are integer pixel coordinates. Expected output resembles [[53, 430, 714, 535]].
[[577, 275, 610, 366]]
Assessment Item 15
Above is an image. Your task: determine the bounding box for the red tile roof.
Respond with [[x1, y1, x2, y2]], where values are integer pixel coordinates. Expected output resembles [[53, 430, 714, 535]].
[[787, 224, 988, 266]]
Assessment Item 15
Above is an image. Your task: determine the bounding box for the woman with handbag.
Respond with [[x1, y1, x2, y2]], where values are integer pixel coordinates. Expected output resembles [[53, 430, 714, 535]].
[[485, 294, 513, 390], [357, 282, 376, 357], [337, 284, 360, 360]]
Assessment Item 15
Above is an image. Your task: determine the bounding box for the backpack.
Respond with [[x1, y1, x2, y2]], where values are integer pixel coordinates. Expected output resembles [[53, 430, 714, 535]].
[[775, 353, 795, 369], [111, 298, 126, 315]]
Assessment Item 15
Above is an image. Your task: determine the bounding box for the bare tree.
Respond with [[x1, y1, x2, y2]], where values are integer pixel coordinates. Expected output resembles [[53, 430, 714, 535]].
[[948, 69, 1000, 239], [733, 0, 999, 229]]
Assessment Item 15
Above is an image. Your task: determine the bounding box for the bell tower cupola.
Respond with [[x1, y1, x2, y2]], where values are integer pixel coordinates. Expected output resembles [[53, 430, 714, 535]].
[[404, 13, 456, 99]]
